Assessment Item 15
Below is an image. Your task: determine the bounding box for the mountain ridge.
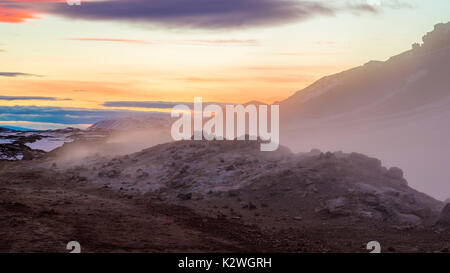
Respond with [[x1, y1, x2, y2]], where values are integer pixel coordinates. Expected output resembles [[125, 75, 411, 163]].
[[280, 21, 450, 199]]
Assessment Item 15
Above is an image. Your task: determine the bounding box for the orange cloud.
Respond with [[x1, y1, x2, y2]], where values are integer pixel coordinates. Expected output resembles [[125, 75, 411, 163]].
[[64, 37, 150, 44], [0, 6, 35, 23], [0, 0, 64, 23]]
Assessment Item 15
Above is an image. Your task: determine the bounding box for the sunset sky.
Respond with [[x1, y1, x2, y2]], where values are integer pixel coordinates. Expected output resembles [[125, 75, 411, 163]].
[[1, 0, 449, 129]]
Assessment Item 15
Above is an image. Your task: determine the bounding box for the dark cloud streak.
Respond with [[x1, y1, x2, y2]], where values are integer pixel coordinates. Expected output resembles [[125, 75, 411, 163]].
[[103, 101, 192, 109], [103, 100, 227, 109], [0, 72, 42, 77], [46, 0, 335, 29], [0, 96, 71, 101], [5, 0, 413, 28]]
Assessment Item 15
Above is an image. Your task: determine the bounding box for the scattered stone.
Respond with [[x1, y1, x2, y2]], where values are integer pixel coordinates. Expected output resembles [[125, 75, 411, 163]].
[[106, 169, 121, 178], [326, 197, 346, 211], [177, 193, 192, 201], [228, 190, 240, 197], [136, 169, 150, 179], [77, 176, 87, 182], [225, 165, 236, 171], [242, 201, 257, 210]]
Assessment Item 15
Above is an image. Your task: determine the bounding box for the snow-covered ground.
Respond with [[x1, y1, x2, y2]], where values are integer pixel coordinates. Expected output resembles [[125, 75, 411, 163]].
[[0, 153, 23, 160], [25, 138, 70, 152], [0, 139, 14, 145], [0, 128, 110, 160]]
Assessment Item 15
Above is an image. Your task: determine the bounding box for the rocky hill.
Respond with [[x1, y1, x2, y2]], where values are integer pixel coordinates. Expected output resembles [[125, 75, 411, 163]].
[[52, 139, 443, 230]]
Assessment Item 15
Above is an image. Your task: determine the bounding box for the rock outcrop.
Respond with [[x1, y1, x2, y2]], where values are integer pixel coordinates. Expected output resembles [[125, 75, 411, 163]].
[[56, 139, 443, 228]]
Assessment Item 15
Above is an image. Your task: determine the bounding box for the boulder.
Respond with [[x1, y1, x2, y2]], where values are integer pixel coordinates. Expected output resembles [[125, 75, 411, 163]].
[[326, 197, 346, 211], [386, 167, 404, 180], [396, 212, 422, 226], [324, 197, 351, 216]]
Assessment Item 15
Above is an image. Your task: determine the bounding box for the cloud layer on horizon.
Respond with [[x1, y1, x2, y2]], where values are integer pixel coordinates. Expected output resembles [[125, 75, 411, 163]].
[[0, 105, 163, 127], [102, 100, 226, 109]]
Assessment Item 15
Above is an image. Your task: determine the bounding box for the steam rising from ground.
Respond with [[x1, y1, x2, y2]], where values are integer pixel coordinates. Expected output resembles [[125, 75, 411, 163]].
[[52, 128, 172, 163]]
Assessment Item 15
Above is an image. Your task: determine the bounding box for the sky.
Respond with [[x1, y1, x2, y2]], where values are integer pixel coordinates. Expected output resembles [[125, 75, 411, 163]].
[[0, 0, 449, 129]]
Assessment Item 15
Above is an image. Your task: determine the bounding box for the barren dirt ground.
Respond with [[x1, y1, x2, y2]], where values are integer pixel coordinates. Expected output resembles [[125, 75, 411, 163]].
[[2, 161, 450, 253]]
